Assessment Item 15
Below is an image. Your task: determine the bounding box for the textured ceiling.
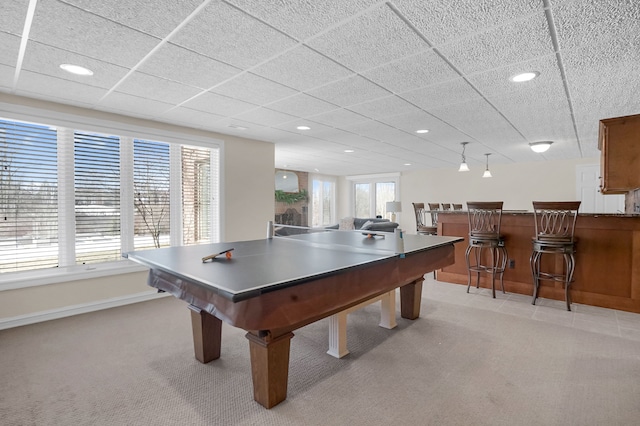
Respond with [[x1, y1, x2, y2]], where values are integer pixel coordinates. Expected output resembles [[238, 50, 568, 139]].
[[1, 0, 639, 176]]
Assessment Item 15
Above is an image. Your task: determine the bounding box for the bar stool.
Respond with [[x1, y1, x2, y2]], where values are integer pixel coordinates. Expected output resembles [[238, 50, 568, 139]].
[[412, 202, 437, 235], [530, 201, 581, 311], [465, 202, 508, 298]]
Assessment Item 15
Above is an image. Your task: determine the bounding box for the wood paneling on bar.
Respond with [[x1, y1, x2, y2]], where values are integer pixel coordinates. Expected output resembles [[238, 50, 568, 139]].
[[437, 212, 640, 313]]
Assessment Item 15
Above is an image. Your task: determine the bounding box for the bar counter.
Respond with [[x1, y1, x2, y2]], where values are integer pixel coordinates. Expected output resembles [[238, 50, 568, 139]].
[[436, 211, 640, 313]]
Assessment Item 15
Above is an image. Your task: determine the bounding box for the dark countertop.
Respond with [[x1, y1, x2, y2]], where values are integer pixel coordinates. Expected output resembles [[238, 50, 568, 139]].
[[439, 210, 640, 218]]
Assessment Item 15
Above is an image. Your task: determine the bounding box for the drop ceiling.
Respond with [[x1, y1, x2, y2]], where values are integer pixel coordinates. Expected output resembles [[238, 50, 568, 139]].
[[1, 0, 639, 176]]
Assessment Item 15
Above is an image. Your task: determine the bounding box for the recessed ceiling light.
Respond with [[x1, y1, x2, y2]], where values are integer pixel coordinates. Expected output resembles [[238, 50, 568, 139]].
[[296, 126, 311, 130], [404, 163, 411, 166], [510, 71, 539, 82], [60, 64, 93, 76], [415, 129, 429, 134], [344, 149, 355, 153]]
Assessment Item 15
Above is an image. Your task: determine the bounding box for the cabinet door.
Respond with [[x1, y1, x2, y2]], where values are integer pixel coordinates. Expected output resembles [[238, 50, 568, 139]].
[[599, 115, 640, 194]]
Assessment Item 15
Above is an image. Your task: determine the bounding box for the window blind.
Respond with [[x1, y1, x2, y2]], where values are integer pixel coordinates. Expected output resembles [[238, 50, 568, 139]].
[[74, 131, 121, 264], [0, 119, 59, 273]]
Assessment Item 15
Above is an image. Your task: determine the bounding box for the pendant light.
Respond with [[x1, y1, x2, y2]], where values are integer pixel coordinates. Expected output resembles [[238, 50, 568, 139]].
[[458, 142, 470, 172], [482, 153, 492, 178]]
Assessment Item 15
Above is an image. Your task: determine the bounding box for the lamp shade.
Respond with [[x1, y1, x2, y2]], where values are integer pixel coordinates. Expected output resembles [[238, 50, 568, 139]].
[[386, 201, 402, 213], [529, 141, 553, 153]]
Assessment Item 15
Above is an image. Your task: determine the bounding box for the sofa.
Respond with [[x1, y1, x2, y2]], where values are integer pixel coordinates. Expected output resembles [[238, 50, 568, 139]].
[[325, 217, 399, 232]]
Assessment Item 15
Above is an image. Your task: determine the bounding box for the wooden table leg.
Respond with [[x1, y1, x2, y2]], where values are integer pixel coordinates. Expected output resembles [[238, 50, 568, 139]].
[[189, 306, 222, 363], [400, 278, 424, 320], [246, 331, 294, 409]]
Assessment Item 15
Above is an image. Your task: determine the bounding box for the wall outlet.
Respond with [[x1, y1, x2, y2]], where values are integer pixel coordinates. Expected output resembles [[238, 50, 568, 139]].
[[508, 259, 516, 268]]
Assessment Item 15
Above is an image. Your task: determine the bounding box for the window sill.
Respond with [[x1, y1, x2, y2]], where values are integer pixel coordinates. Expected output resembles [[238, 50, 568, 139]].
[[0, 260, 149, 292]]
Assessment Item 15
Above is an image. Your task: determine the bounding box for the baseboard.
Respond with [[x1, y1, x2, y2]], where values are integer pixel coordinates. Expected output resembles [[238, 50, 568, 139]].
[[0, 290, 170, 330]]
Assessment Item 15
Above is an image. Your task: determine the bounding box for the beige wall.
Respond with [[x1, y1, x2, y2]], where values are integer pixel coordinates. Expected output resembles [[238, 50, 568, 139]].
[[0, 95, 274, 324], [223, 135, 275, 242]]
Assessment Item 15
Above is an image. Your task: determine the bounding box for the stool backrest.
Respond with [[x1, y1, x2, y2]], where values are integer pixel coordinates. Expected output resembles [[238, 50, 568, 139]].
[[532, 201, 581, 243], [412, 202, 427, 230], [427, 203, 440, 226], [441, 203, 451, 211], [466, 201, 504, 238], [452, 203, 463, 210]]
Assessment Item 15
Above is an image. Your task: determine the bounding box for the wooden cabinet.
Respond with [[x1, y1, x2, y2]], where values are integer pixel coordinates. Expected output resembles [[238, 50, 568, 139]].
[[599, 114, 640, 194]]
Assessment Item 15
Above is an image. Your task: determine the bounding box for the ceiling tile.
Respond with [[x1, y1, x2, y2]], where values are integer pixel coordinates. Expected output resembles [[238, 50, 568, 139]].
[[114, 71, 203, 104], [437, 11, 554, 75], [225, 0, 381, 41], [392, 0, 541, 46], [379, 110, 471, 142], [307, 4, 427, 72], [161, 106, 226, 129], [428, 98, 527, 150], [99, 92, 174, 119], [22, 41, 130, 89], [62, 0, 204, 38], [554, 0, 640, 49], [170, 1, 298, 69], [0, 0, 30, 35], [307, 108, 369, 128], [0, 64, 16, 90], [400, 78, 482, 111], [138, 43, 241, 90], [180, 91, 258, 117], [267, 93, 339, 118], [211, 72, 298, 105], [306, 75, 390, 107], [0, 32, 21, 67], [15, 71, 107, 106], [341, 120, 413, 142], [251, 45, 353, 92], [29, 0, 160, 68], [346, 95, 420, 120], [234, 107, 298, 127], [362, 49, 460, 93]]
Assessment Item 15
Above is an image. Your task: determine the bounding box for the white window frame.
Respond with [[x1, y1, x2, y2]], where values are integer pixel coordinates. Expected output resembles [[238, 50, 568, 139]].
[[346, 173, 400, 218], [309, 173, 337, 228], [0, 101, 223, 290]]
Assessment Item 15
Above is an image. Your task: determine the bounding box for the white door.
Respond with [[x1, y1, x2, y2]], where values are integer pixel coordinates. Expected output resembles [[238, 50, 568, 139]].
[[576, 164, 624, 213]]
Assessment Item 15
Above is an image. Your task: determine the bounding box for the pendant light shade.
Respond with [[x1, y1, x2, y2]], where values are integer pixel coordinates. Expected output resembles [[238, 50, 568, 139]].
[[482, 153, 492, 178], [458, 142, 470, 172], [529, 141, 553, 153]]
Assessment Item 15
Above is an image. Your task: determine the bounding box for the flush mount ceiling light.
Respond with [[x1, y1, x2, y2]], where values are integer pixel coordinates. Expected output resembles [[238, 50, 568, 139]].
[[344, 149, 354, 153], [458, 142, 470, 172], [415, 129, 429, 134], [296, 125, 311, 130], [529, 141, 553, 153], [482, 153, 492, 178], [510, 71, 539, 82], [59, 64, 93, 76]]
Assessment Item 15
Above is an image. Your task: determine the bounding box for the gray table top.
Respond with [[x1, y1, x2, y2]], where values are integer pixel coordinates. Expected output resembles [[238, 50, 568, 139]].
[[124, 231, 462, 301]]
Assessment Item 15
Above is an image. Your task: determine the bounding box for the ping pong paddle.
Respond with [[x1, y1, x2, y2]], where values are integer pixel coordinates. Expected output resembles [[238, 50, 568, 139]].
[[202, 248, 234, 262]]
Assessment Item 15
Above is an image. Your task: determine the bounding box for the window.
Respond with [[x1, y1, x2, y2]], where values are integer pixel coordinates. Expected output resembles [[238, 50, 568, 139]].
[[349, 174, 399, 219], [0, 119, 58, 273], [0, 117, 219, 275], [133, 139, 170, 250], [310, 175, 336, 227]]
